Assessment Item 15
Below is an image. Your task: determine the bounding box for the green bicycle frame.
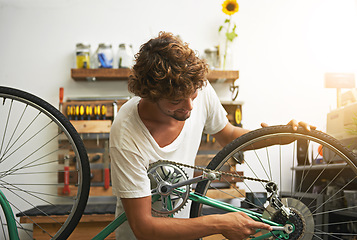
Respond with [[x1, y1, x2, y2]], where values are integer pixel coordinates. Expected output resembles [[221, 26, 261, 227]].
[[1, 187, 287, 240], [92, 195, 161, 240], [0, 189, 20, 240], [92, 191, 288, 240], [187, 191, 288, 239]]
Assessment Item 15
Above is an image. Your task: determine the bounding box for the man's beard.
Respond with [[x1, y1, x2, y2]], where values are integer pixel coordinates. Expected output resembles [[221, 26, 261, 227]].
[[156, 103, 191, 121], [171, 111, 191, 121]]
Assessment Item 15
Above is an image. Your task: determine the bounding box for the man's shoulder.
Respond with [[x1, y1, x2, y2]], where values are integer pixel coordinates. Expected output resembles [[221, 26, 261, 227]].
[[120, 96, 139, 110], [112, 97, 140, 130]]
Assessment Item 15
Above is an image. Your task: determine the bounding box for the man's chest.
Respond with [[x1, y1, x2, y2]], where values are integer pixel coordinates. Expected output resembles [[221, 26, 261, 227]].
[[146, 122, 185, 148]]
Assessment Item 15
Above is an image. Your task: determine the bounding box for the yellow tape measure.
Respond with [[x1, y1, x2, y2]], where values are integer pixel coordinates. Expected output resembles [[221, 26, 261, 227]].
[[234, 108, 242, 125]]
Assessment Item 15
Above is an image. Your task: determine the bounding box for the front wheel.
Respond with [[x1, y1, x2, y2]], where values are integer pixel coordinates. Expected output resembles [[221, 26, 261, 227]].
[[0, 86, 90, 239], [191, 125, 357, 239]]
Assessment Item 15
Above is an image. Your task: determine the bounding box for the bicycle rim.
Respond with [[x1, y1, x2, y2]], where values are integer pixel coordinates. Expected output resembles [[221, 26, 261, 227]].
[[0, 86, 90, 239], [191, 125, 357, 239]]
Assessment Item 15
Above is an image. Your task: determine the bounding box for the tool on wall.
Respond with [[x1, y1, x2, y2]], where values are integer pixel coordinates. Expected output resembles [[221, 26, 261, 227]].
[[205, 134, 216, 143], [59, 87, 64, 112], [234, 107, 242, 127], [66, 105, 72, 120], [79, 105, 85, 120], [229, 85, 239, 101], [113, 101, 118, 119], [62, 155, 71, 195], [103, 140, 110, 190], [94, 105, 101, 120], [101, 104, 107, 120], [85, 105, 92, 120], [74, 105, 79, 120]]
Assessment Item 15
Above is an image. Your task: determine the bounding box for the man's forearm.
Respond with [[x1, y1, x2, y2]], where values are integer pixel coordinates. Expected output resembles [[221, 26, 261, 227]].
[[131, 214, 223, 240]]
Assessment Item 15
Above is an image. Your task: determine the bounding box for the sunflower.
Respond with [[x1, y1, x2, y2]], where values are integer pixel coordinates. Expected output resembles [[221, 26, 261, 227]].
[[222, 0, 239, 16]]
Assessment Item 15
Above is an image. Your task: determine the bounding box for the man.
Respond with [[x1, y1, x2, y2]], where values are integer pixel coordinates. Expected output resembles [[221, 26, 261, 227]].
[[110, 31, 314, 240]]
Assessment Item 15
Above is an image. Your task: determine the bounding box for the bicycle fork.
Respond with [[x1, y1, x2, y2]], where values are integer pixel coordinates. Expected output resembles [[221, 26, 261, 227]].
[[0, 189, 20, 240]]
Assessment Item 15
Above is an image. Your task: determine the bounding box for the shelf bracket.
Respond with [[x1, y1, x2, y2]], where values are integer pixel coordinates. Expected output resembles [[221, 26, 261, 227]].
[[86, 77, 96, 82], [229, 83, 239, 101]]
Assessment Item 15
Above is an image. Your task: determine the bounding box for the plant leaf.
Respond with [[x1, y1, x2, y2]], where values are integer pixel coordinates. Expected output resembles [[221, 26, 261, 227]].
[[226, 32, 238, 42]]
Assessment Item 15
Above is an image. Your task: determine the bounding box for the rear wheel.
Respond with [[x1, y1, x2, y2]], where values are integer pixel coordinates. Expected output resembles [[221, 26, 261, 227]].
[[0, 86, 90, 239], [191, 125, 357, 239]]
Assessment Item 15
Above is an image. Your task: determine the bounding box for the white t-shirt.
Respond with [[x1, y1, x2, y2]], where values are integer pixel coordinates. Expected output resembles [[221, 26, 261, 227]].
[[109, 82, 228, 239]]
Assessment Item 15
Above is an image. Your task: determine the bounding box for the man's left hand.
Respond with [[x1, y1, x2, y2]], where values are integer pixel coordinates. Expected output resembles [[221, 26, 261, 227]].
[[261, 120, 316, 131]]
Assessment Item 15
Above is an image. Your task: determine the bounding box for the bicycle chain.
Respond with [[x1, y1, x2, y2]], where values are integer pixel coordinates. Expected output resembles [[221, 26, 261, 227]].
[[155, 160, 270, 183]]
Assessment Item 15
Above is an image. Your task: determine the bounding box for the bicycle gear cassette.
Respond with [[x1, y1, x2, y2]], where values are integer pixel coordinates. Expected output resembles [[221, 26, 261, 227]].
[[148, 161, 190, 217], [262, 198, 314, 240]]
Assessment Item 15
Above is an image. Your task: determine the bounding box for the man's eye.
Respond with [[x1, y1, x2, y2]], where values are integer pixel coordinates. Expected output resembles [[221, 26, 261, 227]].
[[170, 100, 181, 105]]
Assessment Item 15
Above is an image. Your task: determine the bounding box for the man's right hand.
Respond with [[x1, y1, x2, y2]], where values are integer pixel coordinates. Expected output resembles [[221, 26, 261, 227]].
[[218, 212, 272, 240], [122, 196, 273, 240]]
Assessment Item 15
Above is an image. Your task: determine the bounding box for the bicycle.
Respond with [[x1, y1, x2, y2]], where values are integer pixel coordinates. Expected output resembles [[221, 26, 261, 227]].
[[0, 86, 356, 239]]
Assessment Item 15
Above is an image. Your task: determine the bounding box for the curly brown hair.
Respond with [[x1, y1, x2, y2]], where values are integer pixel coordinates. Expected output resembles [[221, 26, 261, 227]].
[[128, 32, 208, 102]]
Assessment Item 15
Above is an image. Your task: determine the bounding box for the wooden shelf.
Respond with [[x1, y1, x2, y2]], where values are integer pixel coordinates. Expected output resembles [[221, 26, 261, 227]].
[[71, 68, 239, 83], [206, 70, 239, 83], [71, 68, 131, 81], [22, 214, 116, 239]]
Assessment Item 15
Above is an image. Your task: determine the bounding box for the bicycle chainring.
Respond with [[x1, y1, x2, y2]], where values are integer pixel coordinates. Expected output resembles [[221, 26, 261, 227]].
[[148, 161, 190, 217]]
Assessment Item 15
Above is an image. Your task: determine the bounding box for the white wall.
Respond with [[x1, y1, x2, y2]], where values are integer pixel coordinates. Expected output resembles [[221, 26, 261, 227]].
[[0, 1, 356, 237], [1, 0, 356, 131]]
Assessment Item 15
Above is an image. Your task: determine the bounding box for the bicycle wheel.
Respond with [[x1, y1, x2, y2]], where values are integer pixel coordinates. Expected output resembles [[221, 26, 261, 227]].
[[0, 86, 90, 239], [191, 125, 357, 239]]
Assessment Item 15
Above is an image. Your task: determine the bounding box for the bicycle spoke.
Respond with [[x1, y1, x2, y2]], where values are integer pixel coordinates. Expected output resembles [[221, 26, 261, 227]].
[[315, 219, 357, 227], [242, 148, 266, 190], [0, 214, 7, 240], [1, 184, 75, 201], [0, 111, 43, 163], [1, 104, 28, 161], [312, 176, 357, 215], [296, 140, 311, 194], [305, 166, 346, 209], [1, 179, 69, 206], [265, 140, 273, 181], [278, 140, 282, 194], [0, 99, 13, 160], [314, 228, 346, 240], [290, 140, 296, 198], [6, 196, 55, 238], [1, 122, 57, 176]]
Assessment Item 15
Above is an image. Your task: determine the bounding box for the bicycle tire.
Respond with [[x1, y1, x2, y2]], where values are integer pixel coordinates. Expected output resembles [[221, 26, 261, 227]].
[[190, 125, 357, 239], [0, 86, 90, 239]]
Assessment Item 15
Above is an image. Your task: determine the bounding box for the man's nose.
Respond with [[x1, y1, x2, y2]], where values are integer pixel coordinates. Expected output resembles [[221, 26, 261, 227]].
[[183, 98, 194, 110]]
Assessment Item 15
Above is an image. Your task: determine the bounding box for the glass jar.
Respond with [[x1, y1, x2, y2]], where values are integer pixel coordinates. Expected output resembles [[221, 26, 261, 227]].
[[117, 43, 134, 68], [204, 47, 219, 69], [95, 43, 113, 68], [75, 43, 91, 69]]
